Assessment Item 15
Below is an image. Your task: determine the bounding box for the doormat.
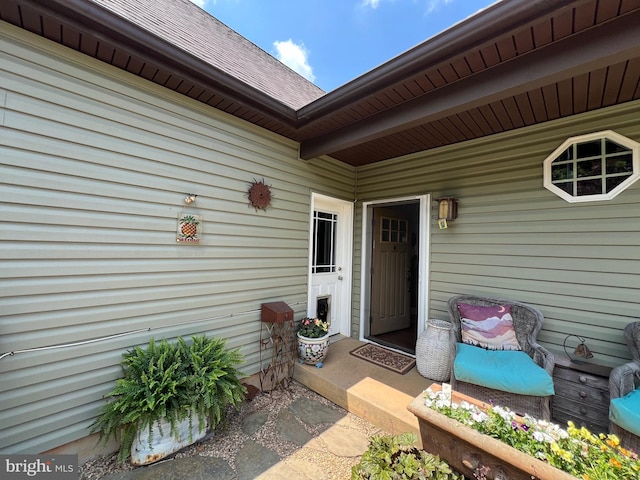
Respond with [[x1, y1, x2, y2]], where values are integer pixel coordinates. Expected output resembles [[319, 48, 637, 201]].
[[349, 343, 416, 375]]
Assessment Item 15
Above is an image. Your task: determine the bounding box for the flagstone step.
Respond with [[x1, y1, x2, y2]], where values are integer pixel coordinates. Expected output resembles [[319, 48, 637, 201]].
[[293, 336, 437, 447]]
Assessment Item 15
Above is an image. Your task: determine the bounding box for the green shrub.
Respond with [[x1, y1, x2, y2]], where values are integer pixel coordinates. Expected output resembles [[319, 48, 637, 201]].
[[91, 335, 246, 462], [352, 432, 463, 480]]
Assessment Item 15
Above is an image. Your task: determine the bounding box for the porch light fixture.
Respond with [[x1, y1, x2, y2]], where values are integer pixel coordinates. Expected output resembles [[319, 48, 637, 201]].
[[563, 334, 594, 363], [435, 197, 458, 229], [184, 194, 197, 205]]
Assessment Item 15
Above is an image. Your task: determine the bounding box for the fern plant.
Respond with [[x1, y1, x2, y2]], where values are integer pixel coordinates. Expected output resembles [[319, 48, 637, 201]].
[[351, 433, 463, 480], [91, 335, 246, 463]]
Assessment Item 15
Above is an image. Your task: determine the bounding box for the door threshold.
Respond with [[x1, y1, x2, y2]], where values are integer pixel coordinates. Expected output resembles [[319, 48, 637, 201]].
[[366, 336, 415, 356]]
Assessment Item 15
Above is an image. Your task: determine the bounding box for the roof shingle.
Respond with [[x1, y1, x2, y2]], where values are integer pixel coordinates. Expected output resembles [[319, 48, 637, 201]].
[[90, 0, 325, 110]]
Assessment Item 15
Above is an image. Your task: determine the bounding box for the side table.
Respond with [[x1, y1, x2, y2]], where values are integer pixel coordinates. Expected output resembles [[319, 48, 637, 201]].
[[552, 355, 611, 434]]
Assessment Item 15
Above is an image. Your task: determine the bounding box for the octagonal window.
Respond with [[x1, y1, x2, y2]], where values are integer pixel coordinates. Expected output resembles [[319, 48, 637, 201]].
[[544, 131, 640, 202]]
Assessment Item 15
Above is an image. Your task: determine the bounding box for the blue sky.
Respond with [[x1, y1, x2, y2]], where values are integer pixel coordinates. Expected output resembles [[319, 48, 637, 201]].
[[190, 0, 499, 92]]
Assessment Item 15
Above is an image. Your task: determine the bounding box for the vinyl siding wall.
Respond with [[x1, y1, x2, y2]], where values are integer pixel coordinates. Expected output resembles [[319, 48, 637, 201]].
[[354, 100, 640, 368], [0, 24, 354, 453]]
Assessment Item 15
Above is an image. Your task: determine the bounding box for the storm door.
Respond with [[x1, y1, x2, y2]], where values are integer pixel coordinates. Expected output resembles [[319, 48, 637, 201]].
[[361, 197, 429, 355], [308, 194, 353, 336]]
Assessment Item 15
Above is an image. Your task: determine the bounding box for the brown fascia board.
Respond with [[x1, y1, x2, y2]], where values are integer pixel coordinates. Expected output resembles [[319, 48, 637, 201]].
[[296, 0, 585, 124], [299, 7, 640, 160], [21, 0, 299, 127]]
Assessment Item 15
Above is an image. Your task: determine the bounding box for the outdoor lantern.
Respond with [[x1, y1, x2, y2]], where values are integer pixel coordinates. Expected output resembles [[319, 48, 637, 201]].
[[563, 334, 594, 363], [435, 197, 458, 229], [184, 193, 197, 204]]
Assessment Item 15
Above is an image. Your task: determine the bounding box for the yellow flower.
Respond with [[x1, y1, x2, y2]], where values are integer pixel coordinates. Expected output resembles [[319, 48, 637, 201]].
[[609, 458, 622, 468], [606, 435, 620, 447], [560, 450, 573, 463], [606, 437, 620, 449]]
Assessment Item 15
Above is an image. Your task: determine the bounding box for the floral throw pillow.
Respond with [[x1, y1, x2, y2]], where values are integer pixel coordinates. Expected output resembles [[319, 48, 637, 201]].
[[457, 303, 522, 351]]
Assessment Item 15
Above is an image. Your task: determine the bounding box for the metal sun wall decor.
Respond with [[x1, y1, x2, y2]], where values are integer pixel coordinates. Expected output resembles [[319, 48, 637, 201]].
[[247, 178, 272, 211], [177, 213, 202, 244]]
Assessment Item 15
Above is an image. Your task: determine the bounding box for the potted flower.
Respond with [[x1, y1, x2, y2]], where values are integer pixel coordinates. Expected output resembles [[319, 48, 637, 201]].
[[352, 432, 464, 479], [91, 335, 246, 465], [408, 386, 640, 480], [297, 317, 330, 367]]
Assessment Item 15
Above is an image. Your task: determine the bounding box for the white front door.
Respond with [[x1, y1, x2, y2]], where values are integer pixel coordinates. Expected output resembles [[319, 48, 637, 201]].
[[308, 194, 353, 336]]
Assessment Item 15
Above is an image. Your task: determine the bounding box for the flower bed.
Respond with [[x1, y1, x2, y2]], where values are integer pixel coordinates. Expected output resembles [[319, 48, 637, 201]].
[[407, 385, 639, 480]]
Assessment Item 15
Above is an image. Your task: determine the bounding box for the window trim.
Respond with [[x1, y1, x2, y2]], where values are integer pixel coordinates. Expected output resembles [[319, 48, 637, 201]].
[[543, 130, 640, 203]]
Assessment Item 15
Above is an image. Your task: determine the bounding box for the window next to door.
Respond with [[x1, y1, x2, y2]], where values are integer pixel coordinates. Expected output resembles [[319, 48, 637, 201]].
[[312, 211, 337, 274]]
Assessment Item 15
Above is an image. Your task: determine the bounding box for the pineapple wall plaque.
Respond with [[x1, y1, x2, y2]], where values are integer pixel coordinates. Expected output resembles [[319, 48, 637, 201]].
[[177, 213, 202, 244]]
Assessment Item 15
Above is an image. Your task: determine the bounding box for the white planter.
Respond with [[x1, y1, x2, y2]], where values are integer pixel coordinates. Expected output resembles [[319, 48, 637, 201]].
[[416, 319, 452, 381], [131, 412, 208, 465], [297, 332, 330, 367]]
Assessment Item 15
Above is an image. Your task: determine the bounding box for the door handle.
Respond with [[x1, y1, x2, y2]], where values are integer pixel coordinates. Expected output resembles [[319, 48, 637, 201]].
[[338, 276, 343, 280]]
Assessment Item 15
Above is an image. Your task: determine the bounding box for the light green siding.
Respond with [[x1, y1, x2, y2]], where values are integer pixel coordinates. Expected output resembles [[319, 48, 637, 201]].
[[0, 23, 354, 453], [355, 100, 640, 368], [3, 15, 640, 458]]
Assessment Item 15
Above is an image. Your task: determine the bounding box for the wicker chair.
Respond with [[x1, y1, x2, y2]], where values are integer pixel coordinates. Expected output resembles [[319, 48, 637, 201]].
[[609, 321, 640, 452], [447, 295, 555, 420]]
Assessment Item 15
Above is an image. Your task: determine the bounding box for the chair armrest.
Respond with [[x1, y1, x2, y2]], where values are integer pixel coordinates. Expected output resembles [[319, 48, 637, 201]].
[[531, 343, 555, 376], [448, 328, 459, 382], [610, 361, 640, 399]]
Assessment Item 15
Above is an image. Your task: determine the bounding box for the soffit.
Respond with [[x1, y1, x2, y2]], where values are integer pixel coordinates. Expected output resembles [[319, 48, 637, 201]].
[[2, 0, 640, 166], [297, 0, 640, 165], [0, 0, 323, 138]]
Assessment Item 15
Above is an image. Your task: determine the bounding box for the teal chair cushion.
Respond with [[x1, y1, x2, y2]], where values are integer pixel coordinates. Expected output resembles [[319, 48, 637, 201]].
[[610, 388, 640, 437], [454, 343, 555, 396]]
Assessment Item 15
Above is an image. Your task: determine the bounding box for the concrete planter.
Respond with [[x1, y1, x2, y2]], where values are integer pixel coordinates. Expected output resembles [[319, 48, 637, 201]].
[[131, 412, 208, 466], [407, 392, 576, 480]]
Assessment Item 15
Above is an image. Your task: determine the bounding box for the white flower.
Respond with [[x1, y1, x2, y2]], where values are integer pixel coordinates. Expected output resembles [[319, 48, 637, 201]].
[[535, 451, 547, 460], [532, 431, 546, 442], [471, 411, 489, 423], [540, 432, 555, 443], [549, 425, 569, 439], [493, 406, 515, 422], [460, 400, 474, 411]]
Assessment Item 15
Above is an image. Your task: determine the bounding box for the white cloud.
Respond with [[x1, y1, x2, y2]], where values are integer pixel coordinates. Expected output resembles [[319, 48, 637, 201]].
[[188, 0, 208, 8], [426, 0, 454, 14], [361, 0, 455, 13], [273, 39, 316, 83]]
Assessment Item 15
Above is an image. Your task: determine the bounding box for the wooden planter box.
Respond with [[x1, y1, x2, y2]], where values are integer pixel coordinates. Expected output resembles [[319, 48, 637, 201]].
[[407, 389, 576, 480]]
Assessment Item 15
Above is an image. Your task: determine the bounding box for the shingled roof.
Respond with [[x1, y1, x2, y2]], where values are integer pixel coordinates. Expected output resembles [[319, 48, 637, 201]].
[[91, 0, 325, 110]]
